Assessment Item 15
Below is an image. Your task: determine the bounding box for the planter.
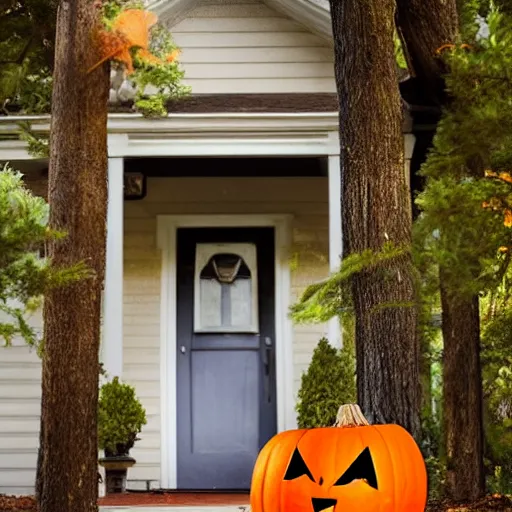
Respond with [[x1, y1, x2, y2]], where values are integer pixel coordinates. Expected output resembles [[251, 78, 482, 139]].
[[98, 455, 136, 494]]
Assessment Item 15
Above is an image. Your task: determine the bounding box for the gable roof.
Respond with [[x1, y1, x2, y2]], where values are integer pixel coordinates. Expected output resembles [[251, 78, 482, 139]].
[[147, 0, 333, 41]]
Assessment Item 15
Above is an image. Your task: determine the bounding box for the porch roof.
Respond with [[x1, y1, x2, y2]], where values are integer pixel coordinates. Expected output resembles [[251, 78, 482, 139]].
[[0, 111, 341, 160]]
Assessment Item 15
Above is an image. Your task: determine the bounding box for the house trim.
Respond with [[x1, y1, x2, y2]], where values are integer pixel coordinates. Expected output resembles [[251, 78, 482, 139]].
[[0, 112, 340, 160], [156, 213, 295, 490]]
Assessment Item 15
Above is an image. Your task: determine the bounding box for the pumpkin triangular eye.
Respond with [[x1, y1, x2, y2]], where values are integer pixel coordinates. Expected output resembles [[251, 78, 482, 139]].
[[284, 448, 315, 482], [333, 447, 378, 490]]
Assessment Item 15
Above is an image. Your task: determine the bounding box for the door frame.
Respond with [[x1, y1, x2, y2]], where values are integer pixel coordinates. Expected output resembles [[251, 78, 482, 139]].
[[157, 214, 295, 489]]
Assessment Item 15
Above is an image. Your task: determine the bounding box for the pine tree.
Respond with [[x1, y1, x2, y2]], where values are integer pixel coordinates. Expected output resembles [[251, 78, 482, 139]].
[[403, 0, 512, 500], [0, 166, 88, 347]]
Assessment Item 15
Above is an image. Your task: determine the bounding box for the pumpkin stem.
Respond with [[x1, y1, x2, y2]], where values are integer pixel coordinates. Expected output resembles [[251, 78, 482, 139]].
[[334, 404, 370, 427]]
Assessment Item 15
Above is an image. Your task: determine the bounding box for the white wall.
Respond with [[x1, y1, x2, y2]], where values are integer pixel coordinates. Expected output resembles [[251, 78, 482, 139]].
[[0, 310, 42, 496], [168, 0, 336, 93]]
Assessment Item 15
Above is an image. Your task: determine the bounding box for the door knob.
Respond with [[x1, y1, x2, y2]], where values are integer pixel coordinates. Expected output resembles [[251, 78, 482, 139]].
[[180, 345, 186, 354]]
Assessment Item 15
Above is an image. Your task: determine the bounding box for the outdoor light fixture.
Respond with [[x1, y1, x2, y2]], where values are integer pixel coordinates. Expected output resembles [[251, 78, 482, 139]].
[[124, 172, 146, 200]]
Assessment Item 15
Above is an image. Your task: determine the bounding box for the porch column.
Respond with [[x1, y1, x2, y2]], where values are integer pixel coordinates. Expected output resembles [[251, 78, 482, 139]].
[[327, 155, 343, 348], [101, 157, 124, 378]]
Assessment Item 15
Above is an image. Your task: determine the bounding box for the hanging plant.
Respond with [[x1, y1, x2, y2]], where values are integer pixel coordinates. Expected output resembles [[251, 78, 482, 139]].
[[90, 0, 191, 117]]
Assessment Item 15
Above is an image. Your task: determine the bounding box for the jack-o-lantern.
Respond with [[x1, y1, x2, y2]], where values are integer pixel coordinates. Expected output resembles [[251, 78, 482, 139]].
[[250, 404, 427, 512]]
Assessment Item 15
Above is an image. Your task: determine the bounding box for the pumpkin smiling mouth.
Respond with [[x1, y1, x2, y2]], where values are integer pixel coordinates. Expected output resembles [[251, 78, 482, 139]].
[[311, 497, 337, 512]]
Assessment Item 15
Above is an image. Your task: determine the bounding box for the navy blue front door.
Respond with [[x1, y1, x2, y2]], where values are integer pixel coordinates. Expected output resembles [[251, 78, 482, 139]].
[[176, 227, 277, 490]]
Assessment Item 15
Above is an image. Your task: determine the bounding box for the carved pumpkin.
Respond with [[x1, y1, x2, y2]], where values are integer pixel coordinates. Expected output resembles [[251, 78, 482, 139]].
[[250, 404, 427, 512]]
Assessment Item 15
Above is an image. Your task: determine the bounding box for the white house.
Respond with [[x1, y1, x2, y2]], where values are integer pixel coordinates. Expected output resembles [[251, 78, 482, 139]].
[[0, 0, 416, 495]]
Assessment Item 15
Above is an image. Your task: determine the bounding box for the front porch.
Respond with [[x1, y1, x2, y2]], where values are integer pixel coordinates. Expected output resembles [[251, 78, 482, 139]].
[[0, 112, 415, 494]]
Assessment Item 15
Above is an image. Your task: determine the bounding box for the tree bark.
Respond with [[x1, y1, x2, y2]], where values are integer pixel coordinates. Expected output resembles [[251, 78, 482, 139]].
[[38, 0, 110, 509], [329, 0, 421, 440], [395, 0, 459, 106], [440, 287, 485, 500], [395, 0, 486, 500]]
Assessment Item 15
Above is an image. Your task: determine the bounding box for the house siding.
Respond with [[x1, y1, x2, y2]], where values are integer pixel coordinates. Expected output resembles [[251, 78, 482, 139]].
[[0, 315, 42, 495], [168, 0, 336, 94], [123, 175, 329, 484]]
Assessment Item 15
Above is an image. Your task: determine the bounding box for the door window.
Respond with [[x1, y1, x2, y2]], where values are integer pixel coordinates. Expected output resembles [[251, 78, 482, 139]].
[[194, 243, 259, 333]]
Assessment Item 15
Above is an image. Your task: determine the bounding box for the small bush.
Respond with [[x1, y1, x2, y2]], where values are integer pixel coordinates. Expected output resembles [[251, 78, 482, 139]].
[[98, 377, 147, 455], [296, 337, 356, 428], [425, 456, 446, 500]]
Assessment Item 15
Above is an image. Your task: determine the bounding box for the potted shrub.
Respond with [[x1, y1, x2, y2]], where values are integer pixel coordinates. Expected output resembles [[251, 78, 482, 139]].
[[98, 377, 147, 494]]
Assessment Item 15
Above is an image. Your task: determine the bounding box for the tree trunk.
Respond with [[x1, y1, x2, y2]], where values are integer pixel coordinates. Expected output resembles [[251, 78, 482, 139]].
[[329, 0, 421, 440], [38, 0, 110, 509], [440, 287, 485, 500], [395, 0, 459, 106], [396, 0, 486, 499]]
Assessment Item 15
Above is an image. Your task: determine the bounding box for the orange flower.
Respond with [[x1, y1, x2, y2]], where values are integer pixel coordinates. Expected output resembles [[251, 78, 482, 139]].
[[88, 9, 159, 74], [485, 169, 498, 178], [436, 43, 472, 54], [499, 246, 509, 253], [138, 48, 163, 65], [499, 172, 512, 184], [504, 209, 512, 227], [166, 49, 180, 63]]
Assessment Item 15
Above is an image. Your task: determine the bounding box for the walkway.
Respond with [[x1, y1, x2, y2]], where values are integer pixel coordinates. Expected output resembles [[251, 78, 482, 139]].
[[98, 492, 250, 511], [100, 507, 248, 512]]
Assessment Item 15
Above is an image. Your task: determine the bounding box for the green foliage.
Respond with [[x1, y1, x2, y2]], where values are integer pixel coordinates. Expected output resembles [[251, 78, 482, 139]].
[[15, 72, 53, 115], [394, 32, 408, 71], [101, 0, 144, 23], [98, 377, 147, 454], [130, 23, 191, 117], [290, 242, 411, 324], [18, 122, 50, 158], [296, 337, 356, 428], [425, 456, 447, 500], [414, 176, 511, 296], [0, 0, 56, 110], [414, 8, 512, 493], [133, 96, 167, 117], [480, 308, 512, 492], [414, 9, 512, 298], [0, 0, 190, 117], [0, 165, 91, 347]]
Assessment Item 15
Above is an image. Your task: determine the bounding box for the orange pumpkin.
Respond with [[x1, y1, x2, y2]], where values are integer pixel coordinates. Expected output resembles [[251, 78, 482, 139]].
[[250, 404, 427, 512]]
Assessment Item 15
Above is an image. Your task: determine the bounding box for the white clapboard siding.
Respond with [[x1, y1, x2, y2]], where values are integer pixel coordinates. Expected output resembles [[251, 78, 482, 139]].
[[167, 0, 336, 93], [0, 469, 37, 495], [0, 341, 42, 494], [123, 175, 329, 485], [0, 300, 42, 495]]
